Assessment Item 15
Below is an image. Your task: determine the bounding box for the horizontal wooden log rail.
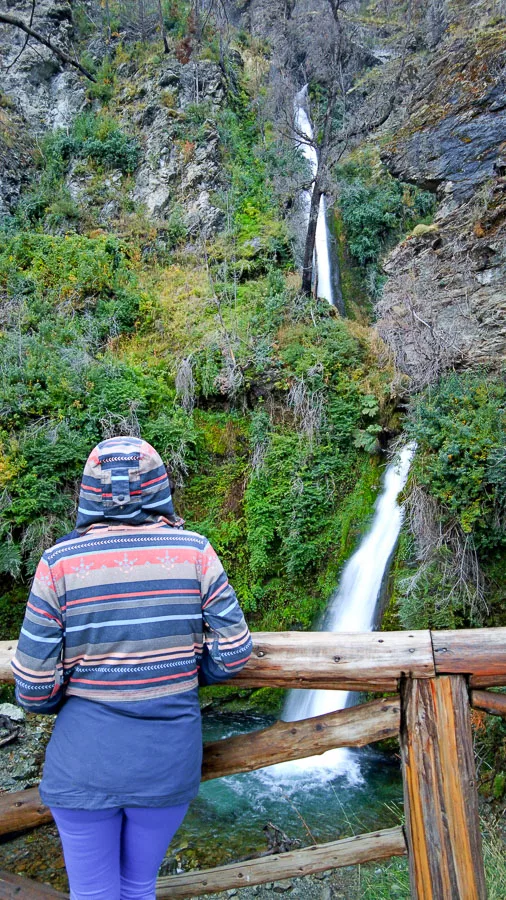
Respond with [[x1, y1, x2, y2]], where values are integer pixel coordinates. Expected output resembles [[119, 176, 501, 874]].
[[0, 828, 406, 900], [202, 695, 401, 778], [0, 696, 400, 839], [2, 628, 505, 692], [156, 827, 407, 898], [431, 629, 506, 678], [470, 689, 506, 719]]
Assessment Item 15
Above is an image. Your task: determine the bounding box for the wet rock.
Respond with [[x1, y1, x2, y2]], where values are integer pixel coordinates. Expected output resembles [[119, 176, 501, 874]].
[[0, 715, 53, 792]]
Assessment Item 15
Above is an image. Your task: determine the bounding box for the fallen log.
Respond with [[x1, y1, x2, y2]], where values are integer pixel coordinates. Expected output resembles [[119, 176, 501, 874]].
[[202, 695, 400, 779], [0, 697, 400, 839], [0, 870, 68, 899], [471, 689, 506, 719], [156, 826, 407, 898]]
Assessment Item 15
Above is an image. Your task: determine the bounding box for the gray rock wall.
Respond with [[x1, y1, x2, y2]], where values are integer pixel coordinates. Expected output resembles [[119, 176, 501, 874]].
[[376, 32, 506, 384]]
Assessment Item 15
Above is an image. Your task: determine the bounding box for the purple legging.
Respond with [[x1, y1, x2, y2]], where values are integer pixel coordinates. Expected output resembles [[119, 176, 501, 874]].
[[50, 804, 189, 900]]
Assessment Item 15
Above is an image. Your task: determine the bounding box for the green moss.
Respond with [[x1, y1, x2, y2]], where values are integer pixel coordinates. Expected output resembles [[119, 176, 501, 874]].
[[331, 209, 371, 320], [492, 773, 505, 800]]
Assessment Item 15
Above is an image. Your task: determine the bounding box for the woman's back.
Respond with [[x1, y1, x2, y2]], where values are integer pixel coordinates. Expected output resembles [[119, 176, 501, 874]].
[[12, 437, 252, 810]]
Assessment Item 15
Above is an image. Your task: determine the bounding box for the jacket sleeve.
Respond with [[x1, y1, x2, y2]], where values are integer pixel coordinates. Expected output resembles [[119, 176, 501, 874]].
[[198, 541, 252, 685], [11, 554, 66, 713]]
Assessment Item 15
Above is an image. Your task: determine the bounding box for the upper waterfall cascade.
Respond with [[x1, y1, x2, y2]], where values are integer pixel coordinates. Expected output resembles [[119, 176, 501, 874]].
[[294, 85, 334, 305]]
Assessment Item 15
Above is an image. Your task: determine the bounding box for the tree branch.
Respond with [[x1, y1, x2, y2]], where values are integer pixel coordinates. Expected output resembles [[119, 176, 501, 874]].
[[0, 12, 96, 82]]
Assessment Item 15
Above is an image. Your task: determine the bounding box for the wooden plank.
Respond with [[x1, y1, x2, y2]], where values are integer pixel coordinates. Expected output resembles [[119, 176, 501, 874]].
[[400, 676, 486, 900], [202, 696, 400, 779], [0, 788, 52, 838], [432, 628, 506, 680], [471, 689, 506, 719], [0, 642, 16, 685], [0, 870, 68, 899], [0, 633, 435, 691], [156, 826, 406, 898], [0, 697, 400, 839], [229, 630, 435, 690]]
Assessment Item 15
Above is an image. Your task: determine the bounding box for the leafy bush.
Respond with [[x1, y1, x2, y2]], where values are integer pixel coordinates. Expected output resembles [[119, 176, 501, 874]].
[[389, 372, 506, 632], [406, 373, 506, 550], [336, 153, 436, 297], [46, 113, 140, 174]]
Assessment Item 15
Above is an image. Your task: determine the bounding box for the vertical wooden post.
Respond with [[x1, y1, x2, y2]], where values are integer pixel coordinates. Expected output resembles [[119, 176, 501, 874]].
[[400, 675, 486, 900]]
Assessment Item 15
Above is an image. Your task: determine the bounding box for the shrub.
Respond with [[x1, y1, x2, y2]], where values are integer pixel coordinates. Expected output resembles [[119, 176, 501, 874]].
[[43, 112, 141, 175], [406, 372, 506, 551], [335, 153, 436, 297]]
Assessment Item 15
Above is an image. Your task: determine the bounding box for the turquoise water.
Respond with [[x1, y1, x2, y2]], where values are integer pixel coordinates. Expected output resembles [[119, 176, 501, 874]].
[[165, 710, 403, 871]]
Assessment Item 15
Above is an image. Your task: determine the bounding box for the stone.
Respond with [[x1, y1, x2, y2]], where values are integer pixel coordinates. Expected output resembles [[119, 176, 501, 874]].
[[272, 882, 293, 893], [0, 703, 25, 722]]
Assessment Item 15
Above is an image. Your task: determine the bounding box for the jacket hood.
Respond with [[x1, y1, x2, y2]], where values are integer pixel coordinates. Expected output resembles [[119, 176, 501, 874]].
[[76, 436, 181, 532]]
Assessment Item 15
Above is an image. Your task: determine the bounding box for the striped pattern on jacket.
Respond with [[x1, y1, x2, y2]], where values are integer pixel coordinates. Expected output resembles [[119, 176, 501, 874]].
[[12, 518, 252, 710]]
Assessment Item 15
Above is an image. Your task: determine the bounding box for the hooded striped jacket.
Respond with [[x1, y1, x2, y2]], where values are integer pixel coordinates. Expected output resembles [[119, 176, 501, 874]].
[[12, 438, 252, 711]]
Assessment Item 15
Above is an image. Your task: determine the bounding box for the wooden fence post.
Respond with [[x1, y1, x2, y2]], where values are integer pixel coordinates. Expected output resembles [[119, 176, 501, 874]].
[[400, 675, 486, 900]]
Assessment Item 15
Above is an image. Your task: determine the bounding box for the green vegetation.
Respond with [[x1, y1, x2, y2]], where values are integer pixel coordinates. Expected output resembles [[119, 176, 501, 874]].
[[0, 38, 398, 641], [13, 112, 139, 231], [335, 150, 436, 299], [407, 373, 506, 548], [387, 372, 506, 633], [359, 820, 506, 899]]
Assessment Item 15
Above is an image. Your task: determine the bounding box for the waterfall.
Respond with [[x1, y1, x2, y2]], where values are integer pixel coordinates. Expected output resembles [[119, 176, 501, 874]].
[[283, 443, 416, 725], [261, 443, 415, 783], [294, 85, 334, 305]]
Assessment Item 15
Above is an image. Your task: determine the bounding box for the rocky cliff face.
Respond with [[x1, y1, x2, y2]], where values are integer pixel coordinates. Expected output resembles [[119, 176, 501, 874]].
[[0, 2, 226, 235], [0, 97, 33, 216], [0, 0, 84, 130], [0, 0, 84, 214], [120, 58, 226, 235], [376, 29, 506, 385]]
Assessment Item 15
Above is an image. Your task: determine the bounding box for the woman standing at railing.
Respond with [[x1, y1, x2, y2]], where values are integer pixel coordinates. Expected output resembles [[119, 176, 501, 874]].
[[11, 436, 252, 900]]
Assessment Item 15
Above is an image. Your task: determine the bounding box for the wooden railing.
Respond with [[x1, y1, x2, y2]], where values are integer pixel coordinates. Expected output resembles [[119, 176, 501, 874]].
[[1, 628, 505, 900]]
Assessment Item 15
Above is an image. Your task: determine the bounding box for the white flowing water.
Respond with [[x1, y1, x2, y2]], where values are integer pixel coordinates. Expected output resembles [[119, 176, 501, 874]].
[[294, 85, 334, 304], [263, 442, 416, 784]]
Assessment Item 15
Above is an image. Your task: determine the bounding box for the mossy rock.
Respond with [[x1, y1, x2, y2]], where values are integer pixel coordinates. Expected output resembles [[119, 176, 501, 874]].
[[411, 223, 439, 236]]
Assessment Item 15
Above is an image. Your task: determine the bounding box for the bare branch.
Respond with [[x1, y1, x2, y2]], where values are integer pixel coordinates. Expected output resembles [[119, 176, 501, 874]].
[[5, 0, 35, 72], [0, 11, 97, 82]]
